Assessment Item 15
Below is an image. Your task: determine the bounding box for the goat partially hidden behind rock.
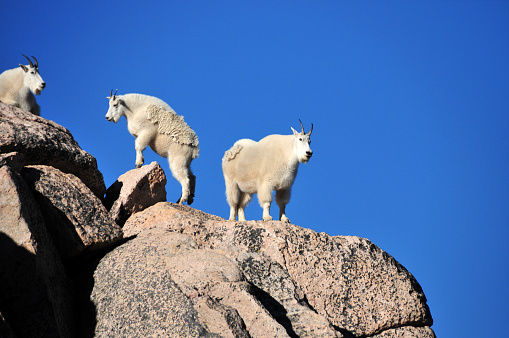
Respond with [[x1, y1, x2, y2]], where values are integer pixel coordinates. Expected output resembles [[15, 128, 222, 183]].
[[105, 91, 199, 205], [222, 120, 313, 222], [0, 55, 46, 116]]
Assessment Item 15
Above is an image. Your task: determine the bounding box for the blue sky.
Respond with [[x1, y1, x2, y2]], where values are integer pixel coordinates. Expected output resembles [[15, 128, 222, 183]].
[[2, 1, 508, 336]]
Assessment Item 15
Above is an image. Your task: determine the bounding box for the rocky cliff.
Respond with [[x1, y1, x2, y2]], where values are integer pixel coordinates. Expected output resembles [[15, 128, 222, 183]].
[[0, 103, 435, 337]]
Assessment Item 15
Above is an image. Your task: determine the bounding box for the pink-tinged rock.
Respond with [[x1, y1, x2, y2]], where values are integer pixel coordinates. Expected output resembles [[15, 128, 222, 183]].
[[92, 227, 301, 337], [123, 202, 434, 337], [21, 165, 123, 259], [0, 102, 105, 197], [0, 152, 24, 172], [0, 166, 74, 337], [163, 246, 291, 337], [91, 229, 215, 337], [103, 161, 167, 226], [368, 326, 436, 337]]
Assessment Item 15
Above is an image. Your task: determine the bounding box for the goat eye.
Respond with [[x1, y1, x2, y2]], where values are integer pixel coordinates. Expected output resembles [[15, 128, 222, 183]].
[[299, 138, 303, 141]]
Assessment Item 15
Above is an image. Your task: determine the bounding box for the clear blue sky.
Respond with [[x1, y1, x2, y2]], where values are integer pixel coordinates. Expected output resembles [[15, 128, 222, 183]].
[[2, 1, 508, 336]]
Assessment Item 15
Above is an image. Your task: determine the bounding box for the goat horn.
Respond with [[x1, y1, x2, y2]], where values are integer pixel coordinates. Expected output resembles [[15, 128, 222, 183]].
[[299, 119, 305, 133], [308, 123, 313, 136], [113, 89, 117, 99], [31, 56, 38, 68], [22, 54, 34, 68], [110, 89, 113, 98]]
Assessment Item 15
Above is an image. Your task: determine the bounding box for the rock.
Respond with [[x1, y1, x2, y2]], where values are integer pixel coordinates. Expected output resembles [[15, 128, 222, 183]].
[[91, 229, 218, 337], [0, 312, 15, 338], [123, 202, 434, 337], [0, 103, 435, 336], [92, 228, 299, 337], [103, 161, 167, 226], [0, 102, 105, 197], [0, 166, 74, 337], [163, 246, 291, 337], [368, 326, 436, 337], [21, 165, 123, 260], [237, 251, 342, 337], [0, 151, 25, 172]]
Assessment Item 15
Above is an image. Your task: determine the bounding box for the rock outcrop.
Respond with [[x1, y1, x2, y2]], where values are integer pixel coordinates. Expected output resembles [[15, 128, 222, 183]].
[[0, 104, 122, 337], [0, 102, 105, 197], [0, 104, 435, 337], [103, 161, 167, 226], [122, 203, 434, 337]]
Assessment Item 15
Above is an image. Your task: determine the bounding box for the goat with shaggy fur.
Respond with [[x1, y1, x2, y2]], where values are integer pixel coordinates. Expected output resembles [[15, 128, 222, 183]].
[[105, 91, 199, 204], [222, 120, 313, 222], [0, 55, 46, 115]]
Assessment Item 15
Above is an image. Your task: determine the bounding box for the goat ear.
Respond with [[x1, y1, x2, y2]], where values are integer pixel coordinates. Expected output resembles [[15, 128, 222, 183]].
[[291, 127, 298, 135], [19, 64, 28, 72]]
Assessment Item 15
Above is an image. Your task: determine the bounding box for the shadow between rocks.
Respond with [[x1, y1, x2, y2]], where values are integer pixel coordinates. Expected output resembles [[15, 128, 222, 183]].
[[102, 180, 123, 210], [68, 235, 136, 338], [249, 283, 299, 338], [0, 233, 58, 337], [298, 296, 355, 338]]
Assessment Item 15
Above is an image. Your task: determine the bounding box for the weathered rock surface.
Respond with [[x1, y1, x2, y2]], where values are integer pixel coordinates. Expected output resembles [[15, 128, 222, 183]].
[[0, 102, 105, 197], [0, 102, 435, 337], [91, 229, 220, 337], [0, 152, 24, 172], [368, 326, 436, 338], [122, 202, 434, 337], [21, 165, 123, 260], [103, 161, 167, 226], [0, 166, 74, 338]]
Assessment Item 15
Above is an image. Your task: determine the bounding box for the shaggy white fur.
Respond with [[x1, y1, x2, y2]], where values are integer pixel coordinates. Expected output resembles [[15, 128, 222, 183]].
[[147, 104, 199, 148], [105, 92, 199, 205]]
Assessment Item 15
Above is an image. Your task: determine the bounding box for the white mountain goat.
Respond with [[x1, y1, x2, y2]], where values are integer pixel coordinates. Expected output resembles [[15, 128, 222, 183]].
[[222, 120, 313, 223], [0, 55, 46, 115], [105, 91, 199, 205]]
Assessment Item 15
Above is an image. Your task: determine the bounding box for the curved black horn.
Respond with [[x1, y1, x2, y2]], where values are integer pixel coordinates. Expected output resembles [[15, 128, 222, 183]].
[[299, 119, 305, 133], [109, 89, 113, 98], [113, 89, 117, 99], [31, 56, 38, 68], [22, 54, 34, 68], [308, 123, 313, 135]]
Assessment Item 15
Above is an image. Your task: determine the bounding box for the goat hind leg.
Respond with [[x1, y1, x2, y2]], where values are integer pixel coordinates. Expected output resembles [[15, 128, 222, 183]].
[[276, 189, 291, 223], [169, 156, 192, 205], [257, 185, 273, 221], [225, 180, 240, 221], [237, 192, 252, 222]]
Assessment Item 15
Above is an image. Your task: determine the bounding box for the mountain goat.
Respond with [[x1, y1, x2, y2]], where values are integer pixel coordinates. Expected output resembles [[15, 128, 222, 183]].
[[0, 55, 46, 115], [222, 120, 313, 223], [105, 91, 199, 205]]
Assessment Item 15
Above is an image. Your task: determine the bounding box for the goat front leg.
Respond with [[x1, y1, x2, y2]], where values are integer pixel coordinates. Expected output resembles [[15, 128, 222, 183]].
[[134, 135, 149, 168]]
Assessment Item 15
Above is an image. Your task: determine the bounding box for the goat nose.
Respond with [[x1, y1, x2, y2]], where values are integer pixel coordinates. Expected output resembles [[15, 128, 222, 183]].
[[306, 150, 313, 156], [41, 83, 46, 88]]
